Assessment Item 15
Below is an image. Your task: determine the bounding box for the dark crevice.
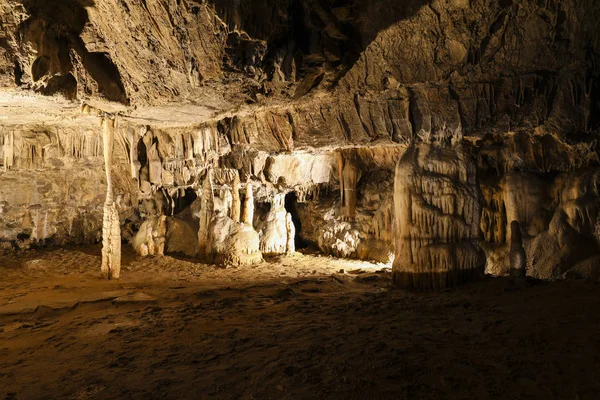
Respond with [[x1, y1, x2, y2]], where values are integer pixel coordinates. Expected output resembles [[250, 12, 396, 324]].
[[284, 192, 307, 249], [14, 61, 23, 85]]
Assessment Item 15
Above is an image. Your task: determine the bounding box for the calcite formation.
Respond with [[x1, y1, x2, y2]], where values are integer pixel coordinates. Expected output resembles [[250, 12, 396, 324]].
[[198, 170, 215, 258], [131, 216, 167, 257], [392, 143, 484, 290], [258, 193, 295, 255], [100, 116, 121, 280]]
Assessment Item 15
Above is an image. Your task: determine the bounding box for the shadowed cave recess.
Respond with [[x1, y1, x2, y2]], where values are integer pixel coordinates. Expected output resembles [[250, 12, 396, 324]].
[[1, 0, 600, 397]]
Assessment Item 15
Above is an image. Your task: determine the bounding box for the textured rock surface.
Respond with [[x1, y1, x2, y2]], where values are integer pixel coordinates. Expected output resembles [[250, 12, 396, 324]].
[[1, 0, 600, 280], [393, 143, 484, 290]]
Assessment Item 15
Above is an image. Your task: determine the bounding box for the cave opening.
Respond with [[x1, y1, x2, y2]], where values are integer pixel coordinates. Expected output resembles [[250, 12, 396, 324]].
[[173, 188, 198, 216], [284, 191, 306, 249], [13, 61, 23, 85]]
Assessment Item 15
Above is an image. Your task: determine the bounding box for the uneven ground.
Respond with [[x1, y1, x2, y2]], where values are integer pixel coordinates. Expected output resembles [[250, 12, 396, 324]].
[[0, 248, 599, 400]]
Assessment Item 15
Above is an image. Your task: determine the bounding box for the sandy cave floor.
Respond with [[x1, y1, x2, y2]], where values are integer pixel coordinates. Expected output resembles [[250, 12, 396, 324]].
[[0, 247, 599, 399]]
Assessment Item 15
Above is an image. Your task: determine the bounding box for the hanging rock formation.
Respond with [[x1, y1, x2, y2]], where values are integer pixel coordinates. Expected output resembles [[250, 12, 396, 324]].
[[393, 143, 484, 290]]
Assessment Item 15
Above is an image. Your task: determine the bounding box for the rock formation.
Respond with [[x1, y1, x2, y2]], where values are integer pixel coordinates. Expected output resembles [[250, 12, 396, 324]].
[[2, 0, 600, 283], [258, 193, 295, 255], [242, 182, 254, 226], [198, 170, 215, 258], [131, 216, 167, 257], [392, 143, 484, 290], [285, 213, 295, 255], [231, 174, 241, 223], [100, 116, 121, 279]]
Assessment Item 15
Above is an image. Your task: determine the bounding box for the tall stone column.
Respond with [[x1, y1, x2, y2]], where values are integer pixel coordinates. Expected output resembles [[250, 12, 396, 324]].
[[286, 213, 296, 254], [338, 150, 360, 220], [242, 182, 254, 227], [101, 116, 122, 279], [392, 143, 484, 290], [231, 173, 241, 223]]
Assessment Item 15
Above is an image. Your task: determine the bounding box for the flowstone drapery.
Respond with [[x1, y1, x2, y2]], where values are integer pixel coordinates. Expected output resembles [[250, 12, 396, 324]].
[[392, 143, 484, 290]]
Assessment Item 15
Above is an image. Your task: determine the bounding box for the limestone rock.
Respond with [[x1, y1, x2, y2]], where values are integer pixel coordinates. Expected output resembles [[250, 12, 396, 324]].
[[100, 117, 121, 279], [392, 143, 484, 290]]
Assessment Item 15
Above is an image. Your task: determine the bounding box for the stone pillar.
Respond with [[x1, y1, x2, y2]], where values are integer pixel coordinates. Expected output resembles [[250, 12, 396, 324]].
[[338, 150, 360, 220], [242, 182, 254, 227], [198, 169, 214, 257], [392, 143, 483, 290], [101, 116, 121, 280], [286, 213, 295, 254], [232, 173, 241, 223]]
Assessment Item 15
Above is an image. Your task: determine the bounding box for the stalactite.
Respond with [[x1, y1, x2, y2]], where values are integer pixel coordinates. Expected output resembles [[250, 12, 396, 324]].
[[129, 128, 140, 180], [100, 116, 121, 280]]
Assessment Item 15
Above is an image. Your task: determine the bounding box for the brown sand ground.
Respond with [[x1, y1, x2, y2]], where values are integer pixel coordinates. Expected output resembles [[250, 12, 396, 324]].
[[0, 246, 599, 399]]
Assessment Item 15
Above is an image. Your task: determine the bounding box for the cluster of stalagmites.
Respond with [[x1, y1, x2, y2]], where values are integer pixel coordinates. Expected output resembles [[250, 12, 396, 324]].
[[131, 167, 297, 267], [392, 143, 484, 290], [480, 169, 600, 281]]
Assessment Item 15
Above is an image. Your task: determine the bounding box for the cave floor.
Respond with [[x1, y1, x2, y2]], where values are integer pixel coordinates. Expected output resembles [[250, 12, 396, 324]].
[[0, 247, 599, 399]]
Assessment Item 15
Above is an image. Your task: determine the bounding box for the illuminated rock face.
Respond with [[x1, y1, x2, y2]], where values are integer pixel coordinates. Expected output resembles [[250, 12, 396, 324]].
[[131, 216, 167, 257], [2, 0, 600, 282], [258, 193, 295, 255], [392, 144, 484, 290]]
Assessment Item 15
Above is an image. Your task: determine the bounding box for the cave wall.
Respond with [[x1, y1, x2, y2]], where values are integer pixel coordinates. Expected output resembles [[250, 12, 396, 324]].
[[1, 0, 600, 281], [0, 124, 136, 249]]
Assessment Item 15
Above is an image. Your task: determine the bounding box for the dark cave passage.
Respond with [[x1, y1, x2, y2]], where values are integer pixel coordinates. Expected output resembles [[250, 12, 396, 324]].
[[284, 191, 307, 249], [173, 188, 198, 216]]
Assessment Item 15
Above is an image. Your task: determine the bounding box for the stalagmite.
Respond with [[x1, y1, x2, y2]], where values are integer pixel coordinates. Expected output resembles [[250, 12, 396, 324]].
[[509, 221, 526, 276], [148, 142, 162, 185], [205, 183, 263, 267], [259, 193, 288, 254], [132, 215, 168, 256], [232, 173, 241, 223], [338, 150, 361, 220], [242, 182, 254, 226], [198, 170, 215, 257], [100, 116, 121, 280], [222, 188, 233, 218], [286, 212, 295, 254], [146, 225, 156, 255], [392, 143, 483, 290]]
